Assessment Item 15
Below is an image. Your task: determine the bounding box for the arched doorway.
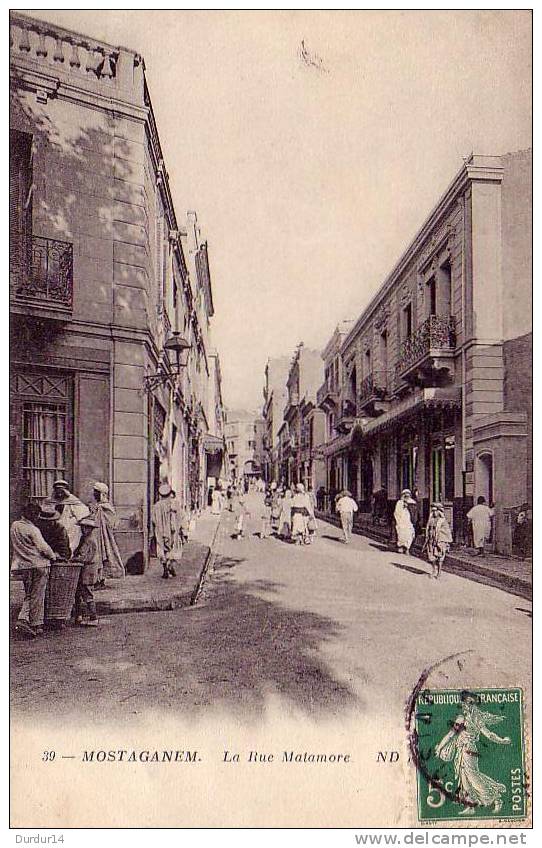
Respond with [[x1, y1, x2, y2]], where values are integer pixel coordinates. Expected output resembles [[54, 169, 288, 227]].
[[476, 452, 493, 505]]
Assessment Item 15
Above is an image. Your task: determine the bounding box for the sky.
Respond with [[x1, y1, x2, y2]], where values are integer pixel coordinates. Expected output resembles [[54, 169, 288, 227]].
[[27, 9, 532, 411]]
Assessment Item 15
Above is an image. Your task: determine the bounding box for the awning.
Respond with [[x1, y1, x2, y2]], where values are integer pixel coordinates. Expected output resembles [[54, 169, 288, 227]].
[[204, 433, 225, 453], [365, 386, 461, 436], [321, 387, 461, 456]]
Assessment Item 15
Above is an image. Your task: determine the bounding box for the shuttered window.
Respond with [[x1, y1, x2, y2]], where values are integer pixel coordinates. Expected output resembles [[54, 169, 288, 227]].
[[10, 130, 33, 290]]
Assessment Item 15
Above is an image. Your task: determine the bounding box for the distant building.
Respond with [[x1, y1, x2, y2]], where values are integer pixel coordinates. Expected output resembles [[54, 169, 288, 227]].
[[317, 151, 532, 553], [281, 344, 324, 487], [225, 410, 264, 484], [317, 321, 355, 501], [262, 356, 290, 483]]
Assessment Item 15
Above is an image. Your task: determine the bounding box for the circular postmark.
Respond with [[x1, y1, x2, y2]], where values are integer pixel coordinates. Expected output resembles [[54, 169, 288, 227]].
[[405, 652, 473, 812]]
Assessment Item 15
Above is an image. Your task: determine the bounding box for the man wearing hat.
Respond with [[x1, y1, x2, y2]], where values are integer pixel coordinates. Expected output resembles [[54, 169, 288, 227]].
[[72, 516, 99, 626], [335, 489, 359, 544], [91, 482, 125, 587], [151, 482, 185, 579], [45, 479, 90, 555], [35, 502, 72, 561], [10, 504, 57, 637]]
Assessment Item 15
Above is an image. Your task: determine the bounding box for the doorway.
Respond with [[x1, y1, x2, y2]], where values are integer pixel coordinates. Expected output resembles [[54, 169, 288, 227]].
[[476, 452, 494, 505]]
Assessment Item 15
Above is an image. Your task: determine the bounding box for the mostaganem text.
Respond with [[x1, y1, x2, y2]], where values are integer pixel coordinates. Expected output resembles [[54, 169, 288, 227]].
[[82, 750, 201, 763]]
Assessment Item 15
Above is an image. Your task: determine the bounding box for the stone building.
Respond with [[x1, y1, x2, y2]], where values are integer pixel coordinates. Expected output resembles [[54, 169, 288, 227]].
[[317, 320, 354, 503], [9, 12, 225, 570], [317, 151, 531, 553], [282, 344, 324, 487], [261, 356, 290, 484], [204, 348, 228, 497], [225, 411, 263, 485]]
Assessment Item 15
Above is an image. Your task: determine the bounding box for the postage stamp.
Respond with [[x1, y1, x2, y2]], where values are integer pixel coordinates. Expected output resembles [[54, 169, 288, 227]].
[[413, 688, 527, 823]]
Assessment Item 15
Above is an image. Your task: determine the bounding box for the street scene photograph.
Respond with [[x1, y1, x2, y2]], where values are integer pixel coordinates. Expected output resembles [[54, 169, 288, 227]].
[[9, 8, 532, 831]]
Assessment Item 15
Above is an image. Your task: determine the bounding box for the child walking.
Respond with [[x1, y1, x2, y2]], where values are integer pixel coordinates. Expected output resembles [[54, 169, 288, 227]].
[[424, 503, 453, 579], [72, 516, 99, 626]]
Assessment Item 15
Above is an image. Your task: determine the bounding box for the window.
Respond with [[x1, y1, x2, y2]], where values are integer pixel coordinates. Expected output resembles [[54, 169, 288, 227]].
[[10, 130, 33, 287], [431, 436, 455, 503], [23, 402, 67, 501], [440, 261, 452, 315], [380, 442, 388, 488], [350, 366, 357, 400], [364, 349, 371, 377], [428, 277, 437, 316], [403, 303, 413, 338], [173, 276, 178, 310], [248, 440, 256, 450], [380, 331, 388, 383], [444, 435, 455, 502]]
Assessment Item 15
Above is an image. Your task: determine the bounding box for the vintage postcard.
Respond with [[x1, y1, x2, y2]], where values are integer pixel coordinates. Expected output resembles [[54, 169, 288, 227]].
[[9, 8, 532, 830]]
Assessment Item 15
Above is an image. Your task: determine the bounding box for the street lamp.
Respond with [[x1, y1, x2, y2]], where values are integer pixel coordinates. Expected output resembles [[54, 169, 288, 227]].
[[143, 331, 191, 391]]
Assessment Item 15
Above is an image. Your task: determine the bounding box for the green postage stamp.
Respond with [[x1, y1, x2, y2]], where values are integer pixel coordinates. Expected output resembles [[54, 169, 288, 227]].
[[413, 688, 527, 822]]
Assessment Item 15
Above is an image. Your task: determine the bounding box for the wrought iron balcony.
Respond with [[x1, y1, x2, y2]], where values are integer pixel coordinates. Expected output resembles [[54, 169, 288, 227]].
[[358, 370, 392, 416], [316, 381, 339, 411], [397, 314, 456, 385], [335, 397, 357, 434], [12, 236, 73, 311]]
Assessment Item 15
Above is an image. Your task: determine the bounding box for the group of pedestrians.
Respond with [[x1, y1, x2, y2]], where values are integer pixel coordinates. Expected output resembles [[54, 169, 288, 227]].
[[10, 479, 124, 638], [212, 473, 501, 580], [229, 480, 318, 545], [333, 485, 489, 581]]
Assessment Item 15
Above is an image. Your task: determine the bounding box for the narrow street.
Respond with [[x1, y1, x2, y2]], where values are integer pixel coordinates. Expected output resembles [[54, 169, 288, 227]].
[[11, 493, 531, 725]]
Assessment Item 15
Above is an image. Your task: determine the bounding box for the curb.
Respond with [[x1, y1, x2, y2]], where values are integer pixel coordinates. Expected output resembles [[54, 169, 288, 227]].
[[9, 516, 226, 621], [315, 512, 532, 601], [95, 521, 223, 616], [190, 513, 223, 606]]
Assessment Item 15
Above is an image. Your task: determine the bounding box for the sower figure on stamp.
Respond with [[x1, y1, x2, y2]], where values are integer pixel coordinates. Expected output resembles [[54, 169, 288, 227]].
[[435, 693, 511, 815]]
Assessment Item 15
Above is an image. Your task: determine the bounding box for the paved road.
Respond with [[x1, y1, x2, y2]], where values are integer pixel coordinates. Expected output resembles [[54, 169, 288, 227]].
[[11, 492, 531, 725]]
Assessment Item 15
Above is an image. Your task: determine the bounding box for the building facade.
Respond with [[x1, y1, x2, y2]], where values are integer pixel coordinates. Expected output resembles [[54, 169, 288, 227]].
[[281, 344, 324, 487], [225, 411, 263, 484], [261, 356, 290, 484], [317, 320, 354, 504], [317, 151, 531, 553], [9, 13, 226, 570]]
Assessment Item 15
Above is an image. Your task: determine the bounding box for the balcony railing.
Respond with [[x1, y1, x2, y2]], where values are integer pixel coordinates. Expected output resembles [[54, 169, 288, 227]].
[[398, 315, 456, 375], [358, 370, 391, 403], [316, 381, 339, 410], [13, 236, 73, 309]]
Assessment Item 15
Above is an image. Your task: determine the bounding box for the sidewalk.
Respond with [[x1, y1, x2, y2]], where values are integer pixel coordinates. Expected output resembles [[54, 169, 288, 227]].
[[10, 509, 223, 620], [315, 510, 532, 601]]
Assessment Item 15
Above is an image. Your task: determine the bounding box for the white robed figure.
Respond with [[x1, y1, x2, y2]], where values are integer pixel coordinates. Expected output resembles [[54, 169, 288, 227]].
[[394, 489, 415, 553], [435, 694, 511, 815], [467, 496, 494, 553], [45, 479, 90, 555]]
